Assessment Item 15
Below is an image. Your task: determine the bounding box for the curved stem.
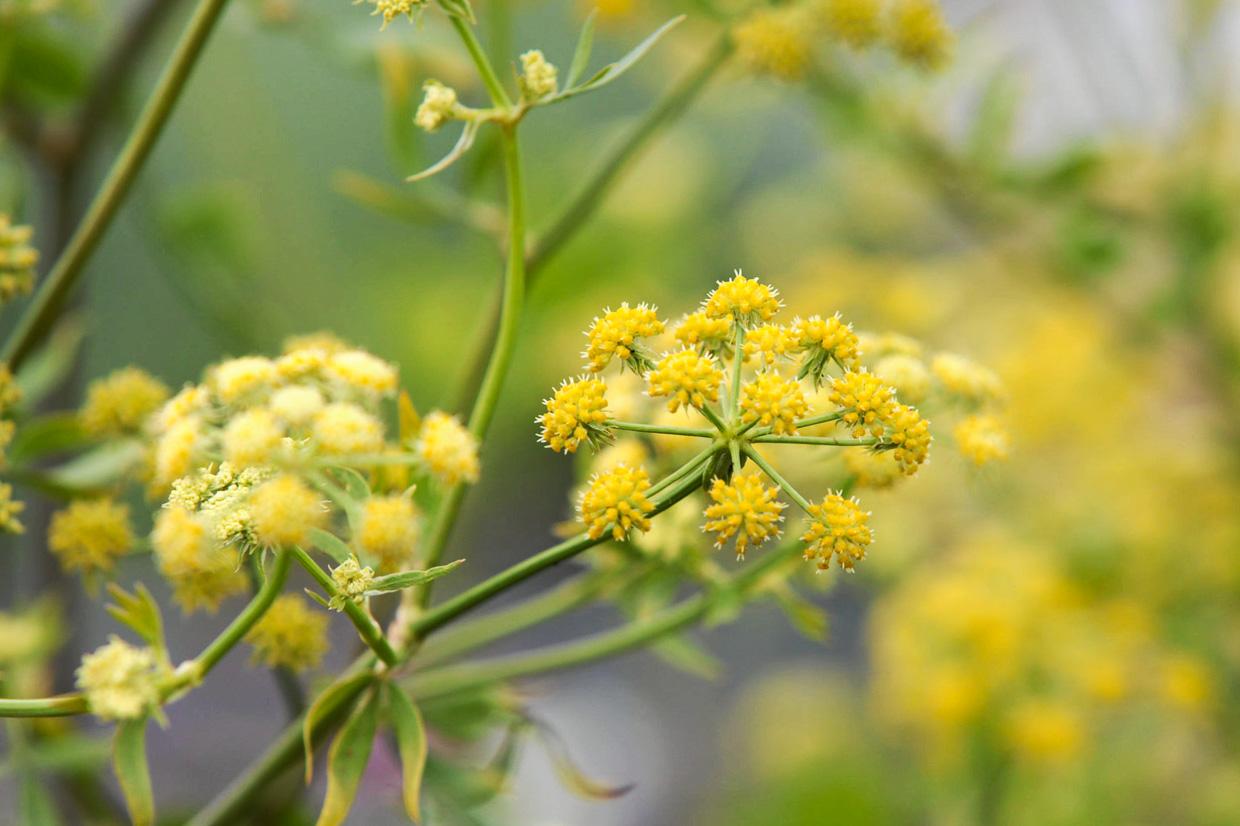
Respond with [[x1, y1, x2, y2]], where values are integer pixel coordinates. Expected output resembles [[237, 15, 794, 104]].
[[449, 17, 512, 108], [2, 0, 235, 370], [192, 549, 291, 677], [606, 419, 714, 438], [742, 445, 813, 514], [289, 546, 399, 667]]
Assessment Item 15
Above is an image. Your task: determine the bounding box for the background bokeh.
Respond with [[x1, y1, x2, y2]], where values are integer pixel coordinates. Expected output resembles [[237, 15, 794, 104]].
[[4, 0, 1240, 823]]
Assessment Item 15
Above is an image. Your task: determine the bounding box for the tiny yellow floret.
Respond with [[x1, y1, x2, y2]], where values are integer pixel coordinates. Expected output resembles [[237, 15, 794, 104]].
[[519, 49, 559, 100], [152, 507, 248, 613], [829, 370, 896, 438], [579, 463, 654, 540], [741, 372, 809, 435], [744, 323, 796, 367], [325, 349, 398, 396], [222, 408, 285, 467], [703, 272, 782, 325], [210, 356, 277, 404], [883, 403, 931, 475], [415, 80, 460, 133], [330, 556, 376, 610], [931, 353, 1003, 403], [704, 472, 787, 558], [0, 215, 38, 304], [801, 492, 873, 571], [674, 311, 733, 353]]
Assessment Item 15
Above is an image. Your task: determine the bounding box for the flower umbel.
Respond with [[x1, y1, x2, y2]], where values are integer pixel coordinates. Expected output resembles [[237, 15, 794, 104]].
[[583, 303, 664, 373], [538, 377, 611, 453], [647, 349, 723, 413], [76, 637, 163, 721], [579, 463, 654, 540], [704, 472, 787, 558], [801, 493, 873, 571], [244, 594, 328, 671], [48, 498, 134, 578]]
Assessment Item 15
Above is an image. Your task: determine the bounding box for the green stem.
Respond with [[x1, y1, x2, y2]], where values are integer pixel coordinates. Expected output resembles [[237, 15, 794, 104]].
[[450, 33, 734, 413], [794, 410, 846, 429], [699, 405, 729, 433], [742, 445, 813, 513], [644, 443, 718, 498], [408, 470, 702, 641], [1, 0, 235, 370], [0, 695, 89, 718], [416, 125, 526, 603], [729, 323, 745, 419], [605, 419, 714, 438], [411, 537, 803, 699], [289, 546, 399, 667], [751, 435, 879, 447], [191, 549, 291, 677], [449, 17, 512, 108]]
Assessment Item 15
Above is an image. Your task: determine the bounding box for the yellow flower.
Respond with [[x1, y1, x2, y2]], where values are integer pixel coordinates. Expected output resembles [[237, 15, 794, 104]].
[[820, 0, 880, 47], [843, 447, 901, 489], [152, 507, 248, 613], [244, 594, 328, 672], [330, 556, 375, 610], [0, 482, 24, 534], [829, 370, 895, 438], [415, 81, 459, 132], [0, 214, 38, 303], [647, 349, 723, 413], [275, 346, 329, 380], [741, 372, 808, 435], [356, 494, 419, 571], [519, 49, 559, 100], [268, 385, 325, 426], [873, 354, 930, 404], [222, 408, 285, 467], [703, 472, 787, 558], [931, 353, 1003, 404], [76, 637, 163, 721], [743, 323, 796, 367], [793, 313, 862, 383], [415, 411, 480, 485], [703, 272, 782, 325], [153, 417, 205, 491], [673, 311, 733, 353], [1159, 654, 1214, 713], [80, 367, 169, 436], [249, 474, 327, 548], [210, 356, 277, 404], [312, 402, 385, 455], [282, 332, 350, 355], [954, 414, 1008, 466], [0, 363, 21, 414], [734, 7, 814, 81], [886, 0, 953, 70], [368, 0, 422, 28], [883, 403, 931, 475], [579, 463, 654, 540], [583, 303, 664, 373], [538, 376, 610, 453], [801, 492, 873, 571], [1003, 698, 1084, 764], [154, 385, 209, 432], [48, 498, 134, 577], [325, 349, 399, 396]]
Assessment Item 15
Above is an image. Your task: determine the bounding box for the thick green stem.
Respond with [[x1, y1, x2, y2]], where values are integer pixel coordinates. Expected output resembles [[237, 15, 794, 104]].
[[742, 445, 813, 513], [290, 546, 399, 667], [699, 405, 729, 433], [2, 0, 235, 369], [644, 443, 718, 498], [449, 17, 512, 108], [416, 125, 526, 606], [410, 537, 803, 699], [0, 695, 89, 718]]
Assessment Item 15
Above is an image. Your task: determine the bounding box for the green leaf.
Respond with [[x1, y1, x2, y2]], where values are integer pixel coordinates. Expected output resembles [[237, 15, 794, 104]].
[[772, 586, 828, 641], [19, 772, 64, 826], [434, 0, 475, 23], [112, 718, 154, 826], [649, 634, 721, 680], [309, 529, 355, 565], [329, 467, 372, 501], [407, 121, 481, 183], [303, 672, 376, 783], [0, 733, 110, 777], [531, 719, 634, 800], [7, 414, 91, 465], [385, 683, 428, 823], [13, 320, 85, 412], [105, 584, 165, 653], [316, 688, 380, 826], [368, 559, 466, 594], [551, 16, 684, 104], [29, 439, 146, 495], [566, 11, 597, 89]]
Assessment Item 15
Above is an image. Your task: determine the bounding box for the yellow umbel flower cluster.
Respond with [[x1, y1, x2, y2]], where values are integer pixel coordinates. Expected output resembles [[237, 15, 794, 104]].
[[415, 81, 460, 133], [0, 214, 38, 304], [152, 505, 249, 613], [648, 349, 724, 413], [579, 463, 654, 540], [244, 594, 328, 672], [801, 493, 872, 570], [543, 271, 962, 574], [0, 483, 25, 534], [415, 411, 480, 485], [330, 556, 375, 610], [519, 49, 559, 100], [362, 0, 423, 28], [734, 6, 815, 81], [356, 494, 419, 571], [538, 377, 610, 453], [75, 637, 163, 721], [886, 0, 953, 69], [249, 474, 327, 548], [820, 0, 882, 47], [954, 414, 1009, 466], [583, 303, 665, 373], [80, 367, 170, 437], [704, 472, 787, 558], [48, 498, 134, 578]]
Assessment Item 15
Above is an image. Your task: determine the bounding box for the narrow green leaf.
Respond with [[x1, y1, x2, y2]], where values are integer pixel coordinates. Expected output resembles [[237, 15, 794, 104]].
[[112, 719, 154, 826], [105, 584, 165, 652], [368, 559, 465, 594], [34, 439, 146, 494], [7, 414, 91, 464], [407, 121, 480, 183], [316, 688, 380, 826], [552, 16, 684, 105], [772, 586, 828, 641], [385, 683, 428, 823], [650, 634, 722, 680], [329, 467, 372, 502], [303, 672, 375, 783], [532, 719, 634, 800], [566, 11, 597, 88], [308, 528, 355, 565]]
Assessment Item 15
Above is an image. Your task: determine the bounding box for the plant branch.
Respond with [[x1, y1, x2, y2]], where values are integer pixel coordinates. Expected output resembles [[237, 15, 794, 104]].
[[289, 546, 399, 667], [742, 445, 812, 513], [605, 419, 715, 438], [750, 435, 879, 447]]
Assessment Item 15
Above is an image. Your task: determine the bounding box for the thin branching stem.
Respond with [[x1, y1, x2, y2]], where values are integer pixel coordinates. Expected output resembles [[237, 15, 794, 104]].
[[742, 445, 813, 514], [606, 419, 715, 438], [289, 546, 399, 667]]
